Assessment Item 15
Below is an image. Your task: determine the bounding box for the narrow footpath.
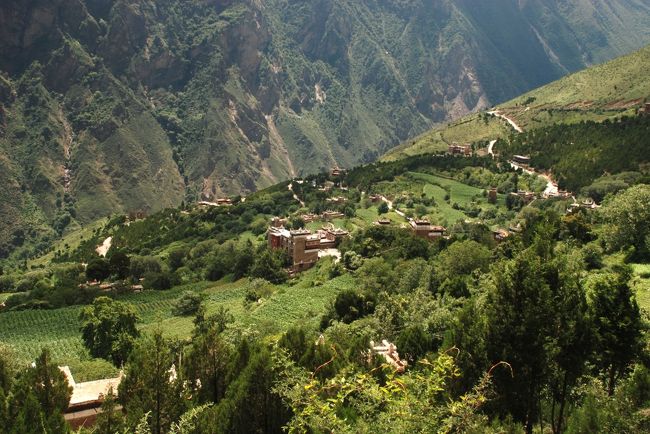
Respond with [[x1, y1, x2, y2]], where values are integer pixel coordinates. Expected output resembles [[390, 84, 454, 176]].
[[288, 183, 305, 207], [381, 196, 406, 218], [487, 139, 497, 157]]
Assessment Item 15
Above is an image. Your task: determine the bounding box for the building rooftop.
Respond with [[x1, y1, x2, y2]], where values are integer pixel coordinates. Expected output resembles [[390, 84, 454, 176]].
[[269, 226, 292, 238], [290, 229, 312, 236], [60, 366, 123, 408]]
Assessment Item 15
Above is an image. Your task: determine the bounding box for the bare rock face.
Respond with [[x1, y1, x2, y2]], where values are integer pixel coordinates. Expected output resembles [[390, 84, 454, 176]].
[[132, 39, 189, 89], [100, 1, 148, 74], [0, 0, 96, 73], [218, 5, 271, 87]]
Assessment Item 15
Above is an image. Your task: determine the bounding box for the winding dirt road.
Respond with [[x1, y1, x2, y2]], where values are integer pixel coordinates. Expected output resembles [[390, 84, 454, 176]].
[[96, 237, 112, 257], [288, 182, 305, 207], [487, 111, 563, 196], [488, 110, 524, 133]]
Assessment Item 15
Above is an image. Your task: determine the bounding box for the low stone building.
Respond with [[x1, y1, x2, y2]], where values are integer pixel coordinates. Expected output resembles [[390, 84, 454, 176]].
[[492, 229, 511, 242], [326, 196, 348, 204], [512, 155, 531, 165], [300, 213, 319, 223], [512, 190, 537, 204], [321, 210, 345, 221], [323, 227, 349, 245], [409, 219, 446, 240], [128, 210, 147, 221], [448, 144, 472, 156], [370, 340, 408, 373], [271, 217, 288, 228], [60, 366, 123, 430]]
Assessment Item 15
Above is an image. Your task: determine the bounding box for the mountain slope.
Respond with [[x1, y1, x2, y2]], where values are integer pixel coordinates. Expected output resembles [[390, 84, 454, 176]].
[[386, 43, 650, 160], [1, 0, 650, 258]]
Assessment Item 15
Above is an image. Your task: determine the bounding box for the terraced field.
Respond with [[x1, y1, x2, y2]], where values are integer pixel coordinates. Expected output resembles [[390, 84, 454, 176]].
[[0, 270, 352, 367], [387, 45, 650, 159]]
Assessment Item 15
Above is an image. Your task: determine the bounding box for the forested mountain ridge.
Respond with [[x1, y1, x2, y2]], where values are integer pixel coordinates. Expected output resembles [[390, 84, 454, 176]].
[[2, 0, 650, 259]]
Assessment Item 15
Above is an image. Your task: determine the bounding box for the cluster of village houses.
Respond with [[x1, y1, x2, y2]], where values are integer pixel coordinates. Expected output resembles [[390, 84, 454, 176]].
[[64, 149, 615, 428]]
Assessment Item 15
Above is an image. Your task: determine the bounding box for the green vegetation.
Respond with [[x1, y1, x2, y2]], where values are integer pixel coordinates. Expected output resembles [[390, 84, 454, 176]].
[[1, 17, 650, 430], [385, 113, 509, 160], [499, 116, 650, 191], [0, 150, 649, 432]]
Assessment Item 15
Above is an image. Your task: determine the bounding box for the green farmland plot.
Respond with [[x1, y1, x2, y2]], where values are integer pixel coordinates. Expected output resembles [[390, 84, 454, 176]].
[[632, 263, 650, 312], [0, 270, 351, 365], [0, 306, 87, 365], [371, 172, 503, 225], [409, 172, 485, 204]]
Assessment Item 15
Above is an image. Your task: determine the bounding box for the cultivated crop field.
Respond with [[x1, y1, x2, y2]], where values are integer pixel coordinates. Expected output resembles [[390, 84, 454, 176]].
[[0, 269, 351, 367], [632, 263, 650, 312]]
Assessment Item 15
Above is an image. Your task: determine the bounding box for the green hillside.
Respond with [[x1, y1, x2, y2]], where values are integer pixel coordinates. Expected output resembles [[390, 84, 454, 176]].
[[1, 150, 649, 432], [386, 44, 650, 185]]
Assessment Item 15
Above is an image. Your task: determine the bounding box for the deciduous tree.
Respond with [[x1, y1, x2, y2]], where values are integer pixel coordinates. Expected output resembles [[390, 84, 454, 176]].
[[80, 296, 139, 365]]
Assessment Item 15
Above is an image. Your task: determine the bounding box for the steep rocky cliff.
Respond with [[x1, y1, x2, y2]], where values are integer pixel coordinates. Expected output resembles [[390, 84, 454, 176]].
[[1, 0, 649, 258]]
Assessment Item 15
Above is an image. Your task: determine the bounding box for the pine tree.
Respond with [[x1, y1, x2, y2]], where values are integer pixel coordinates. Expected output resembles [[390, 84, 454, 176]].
[[10, 390, 45, 434], [8, 349, 71, 433], [184, 321, 232, 404], [119, 331, 185, 434], [96, 387, 125, 434], [587, 266, 644, 395]]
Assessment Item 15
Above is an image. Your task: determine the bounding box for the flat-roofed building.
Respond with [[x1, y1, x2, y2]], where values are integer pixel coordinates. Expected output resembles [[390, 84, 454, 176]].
[[512, 155, 531, 165], [321, 210, 345, 221], [409, 219, 446, 240], [268, 227, 319, 271], [59, 366, 123, 430], [448, 144, 472, 156], [374, 218, 391, 226]]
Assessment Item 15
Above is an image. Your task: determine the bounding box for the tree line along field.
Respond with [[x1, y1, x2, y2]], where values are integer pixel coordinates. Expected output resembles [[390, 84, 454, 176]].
[[0, 266, 351, 374]]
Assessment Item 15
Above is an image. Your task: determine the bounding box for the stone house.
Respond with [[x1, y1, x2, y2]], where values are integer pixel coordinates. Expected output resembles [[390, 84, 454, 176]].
[[448, 144, 472, 156], [409, 219, 446, 240], [59, 366, 123, 430]]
